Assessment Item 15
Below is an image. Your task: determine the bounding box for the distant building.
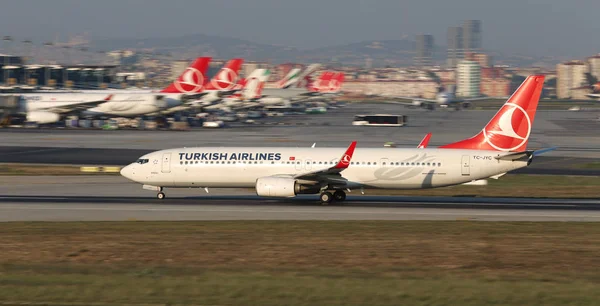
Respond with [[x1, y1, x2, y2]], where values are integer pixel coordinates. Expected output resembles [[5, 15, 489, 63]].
[[467, 53, 492, 68], [170, 60, 191, 81], [480, 67, 510, 97], [446, 26, 463, 68], [342, 79, 438, 98], [587, 54, 600, 79], [241, 61, 270, 79], [556, 61, 588, 99], [275, 63, 303, 81], [430, 68, 456, 83], [456, 60, 481, 97], [462, 20, 482, 55], [414, 34, 434, 67]]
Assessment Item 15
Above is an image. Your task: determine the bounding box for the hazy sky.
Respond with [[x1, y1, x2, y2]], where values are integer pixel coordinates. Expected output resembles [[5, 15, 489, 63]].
[[0, 0, 598, 57]]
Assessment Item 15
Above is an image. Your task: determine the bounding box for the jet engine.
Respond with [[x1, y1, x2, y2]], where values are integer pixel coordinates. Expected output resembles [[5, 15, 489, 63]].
[[255, 177, 320, 197], [26, 111, 60, 124]]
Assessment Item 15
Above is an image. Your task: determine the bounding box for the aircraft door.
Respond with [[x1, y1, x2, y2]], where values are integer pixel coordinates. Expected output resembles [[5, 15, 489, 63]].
[[305, 159, 312, 171], [461, 155, 470, 176], [161, 153, 171, 173], [295, 159, 303, 171]]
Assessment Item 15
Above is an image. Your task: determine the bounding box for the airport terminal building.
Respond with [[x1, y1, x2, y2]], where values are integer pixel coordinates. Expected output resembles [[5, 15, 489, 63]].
[[1, 54, 119, 90]]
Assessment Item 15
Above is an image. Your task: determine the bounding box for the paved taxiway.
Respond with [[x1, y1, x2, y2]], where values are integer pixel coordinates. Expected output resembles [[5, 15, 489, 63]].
[[1, 176, 599, 222], [0, 103, 599, 158]]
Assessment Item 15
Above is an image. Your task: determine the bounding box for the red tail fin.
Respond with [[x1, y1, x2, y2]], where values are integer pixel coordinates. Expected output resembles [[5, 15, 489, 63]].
[[329, 72, 344, 92], [440, 75, 545, 152], [160, 57, 211, 93], [204, 58, 244, 91], [310, 71, 335, 92]]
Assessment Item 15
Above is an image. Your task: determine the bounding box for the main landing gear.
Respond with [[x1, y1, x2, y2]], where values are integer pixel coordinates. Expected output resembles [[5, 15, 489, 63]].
[[319, 190, 347, 205]]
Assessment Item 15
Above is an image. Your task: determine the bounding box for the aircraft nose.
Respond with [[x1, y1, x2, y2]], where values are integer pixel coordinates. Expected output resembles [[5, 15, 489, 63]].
[[120, 165, 135, 181]]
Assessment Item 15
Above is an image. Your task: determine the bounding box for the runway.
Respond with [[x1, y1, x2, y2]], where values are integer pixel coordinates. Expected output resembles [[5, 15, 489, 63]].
[[1, 195, 600, 222], [1, 176, 600, 222]]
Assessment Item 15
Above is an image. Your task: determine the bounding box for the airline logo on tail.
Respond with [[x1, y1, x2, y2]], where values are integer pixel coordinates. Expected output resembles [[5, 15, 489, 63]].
[[309, 72, 344, 93], [278, 68, 301, 89], [205, 58, 244, 91], [160, 57, 211, 94], [174, 67, 205, 93], [483, 103, 531, 151], [334, 141, 357, 169], [440, 75, 545, 152]]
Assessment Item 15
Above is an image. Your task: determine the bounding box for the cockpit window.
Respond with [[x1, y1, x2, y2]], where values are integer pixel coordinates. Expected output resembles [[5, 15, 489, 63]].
[[136, 159, 149, 164]]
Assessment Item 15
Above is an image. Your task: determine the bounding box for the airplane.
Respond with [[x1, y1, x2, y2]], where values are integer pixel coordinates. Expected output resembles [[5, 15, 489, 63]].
[[200, 69, 270, 111], [394, 84, 502, 110], [275, 64, 322, 89], [1, 57, 213, 123], [8, 94, 114, 124], [583, 73, 600, 100], [120, 75, 552, 204], [148, 58, 247, 114], [246, 71, 346, 107]]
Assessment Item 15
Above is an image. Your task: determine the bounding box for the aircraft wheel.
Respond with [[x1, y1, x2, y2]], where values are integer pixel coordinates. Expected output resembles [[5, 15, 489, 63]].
[[157, 192, 166, 200], [320, 192, 333, 205], [333, 190, 346, 202]]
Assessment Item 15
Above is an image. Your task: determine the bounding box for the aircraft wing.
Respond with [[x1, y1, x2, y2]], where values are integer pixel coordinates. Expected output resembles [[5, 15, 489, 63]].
[[291, 141, 357, 185], [394, 96, 437, 102], [587, 93, 600, 99], [45, 94, 113, 114]]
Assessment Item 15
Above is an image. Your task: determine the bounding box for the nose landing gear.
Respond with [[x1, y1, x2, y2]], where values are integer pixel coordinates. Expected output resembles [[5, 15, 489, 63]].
[[157, 192, 166, 200]]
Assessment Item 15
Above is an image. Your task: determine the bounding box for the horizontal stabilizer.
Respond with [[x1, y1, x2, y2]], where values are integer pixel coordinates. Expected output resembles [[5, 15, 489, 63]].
[[494, 147, 556, 161]]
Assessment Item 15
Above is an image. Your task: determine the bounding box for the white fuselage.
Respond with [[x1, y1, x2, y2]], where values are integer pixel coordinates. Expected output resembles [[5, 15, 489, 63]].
[[16, 93, 183, 117], [121, 147, 526, 190]]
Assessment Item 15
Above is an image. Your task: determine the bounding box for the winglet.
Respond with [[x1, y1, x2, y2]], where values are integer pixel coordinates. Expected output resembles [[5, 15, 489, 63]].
[[334, 141, 357, 169], [417, 133, 432, 149], [104, 94, 113, 101]]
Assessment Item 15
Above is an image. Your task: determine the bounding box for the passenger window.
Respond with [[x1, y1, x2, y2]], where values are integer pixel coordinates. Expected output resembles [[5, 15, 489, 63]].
[[382, 162, 386, 165]]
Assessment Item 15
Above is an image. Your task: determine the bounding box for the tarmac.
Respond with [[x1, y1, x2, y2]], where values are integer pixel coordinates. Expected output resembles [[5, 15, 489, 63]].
[[0, 103, 599, 157], [1, 176, 599, 222]]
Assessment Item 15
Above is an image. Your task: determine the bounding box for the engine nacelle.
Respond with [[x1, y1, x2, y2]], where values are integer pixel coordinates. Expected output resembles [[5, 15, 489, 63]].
[[255, 177, 320, 197], [26, 111, 60, 124]]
